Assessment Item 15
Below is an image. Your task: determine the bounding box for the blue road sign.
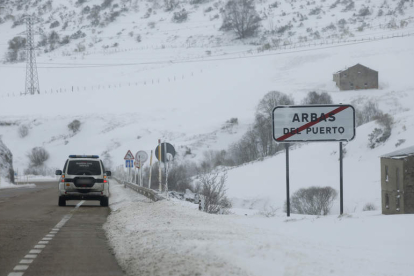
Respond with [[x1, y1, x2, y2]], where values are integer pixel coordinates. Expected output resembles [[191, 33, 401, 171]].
[[125, 160, 133, 168]]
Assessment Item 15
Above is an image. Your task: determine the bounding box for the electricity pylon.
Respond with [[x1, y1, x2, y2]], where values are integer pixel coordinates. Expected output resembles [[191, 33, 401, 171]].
[[24, 15, 40, 95]]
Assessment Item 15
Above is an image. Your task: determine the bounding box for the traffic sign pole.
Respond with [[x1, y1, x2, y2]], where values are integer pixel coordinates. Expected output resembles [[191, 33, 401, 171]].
[[158, 139, 162, 192], [164, 142, 169, 197], [340, 142, 344, 215], [273, 105, 356, 217], [285, 143, 290, 217], [148, 150, 153, 189], [139, 157, 142, 186]]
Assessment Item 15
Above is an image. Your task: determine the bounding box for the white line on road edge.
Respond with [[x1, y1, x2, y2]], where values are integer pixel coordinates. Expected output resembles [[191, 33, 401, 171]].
[[8, 201, 85, 276]]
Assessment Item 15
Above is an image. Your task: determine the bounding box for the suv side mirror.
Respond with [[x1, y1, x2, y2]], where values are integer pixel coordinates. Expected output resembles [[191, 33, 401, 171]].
[[56, 170, 62, 175], [105, 171, 112, 176]]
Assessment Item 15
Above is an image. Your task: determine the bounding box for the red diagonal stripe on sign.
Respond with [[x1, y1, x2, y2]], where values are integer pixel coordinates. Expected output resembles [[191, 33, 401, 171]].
[[276, 105, 349, 142]]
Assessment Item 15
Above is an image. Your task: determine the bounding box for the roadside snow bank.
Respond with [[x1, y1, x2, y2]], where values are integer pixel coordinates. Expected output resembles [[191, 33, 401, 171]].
[[0, 177, 36, 189], [104, 180, 414, 276]]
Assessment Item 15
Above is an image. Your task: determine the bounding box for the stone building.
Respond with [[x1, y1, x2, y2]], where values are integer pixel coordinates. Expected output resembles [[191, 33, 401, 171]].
[[381, 146, 414, 215], [333, 64, 378, 91]]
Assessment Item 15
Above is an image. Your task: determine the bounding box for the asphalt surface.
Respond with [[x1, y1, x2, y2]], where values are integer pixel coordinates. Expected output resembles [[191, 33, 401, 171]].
[[0, 182, 124, 276]]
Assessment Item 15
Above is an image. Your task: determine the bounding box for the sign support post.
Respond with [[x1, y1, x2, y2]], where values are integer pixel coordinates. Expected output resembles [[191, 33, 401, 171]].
[[164, 142, 169, 197], [285, 143, 290, 217], [139, 157, 142, 187], [148, 150, 153, 189], [158, 139, 162, 192], [340, 142, 343, 215], [272, 104, 355, 217]]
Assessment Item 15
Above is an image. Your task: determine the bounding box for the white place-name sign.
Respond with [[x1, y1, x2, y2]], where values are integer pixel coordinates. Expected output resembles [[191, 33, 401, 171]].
[[272, 105, 355, 142]]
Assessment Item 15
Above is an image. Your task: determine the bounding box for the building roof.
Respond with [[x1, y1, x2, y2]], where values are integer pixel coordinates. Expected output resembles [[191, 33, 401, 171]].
[[333, 63, 377, 74], [382, 145, 414, 158]]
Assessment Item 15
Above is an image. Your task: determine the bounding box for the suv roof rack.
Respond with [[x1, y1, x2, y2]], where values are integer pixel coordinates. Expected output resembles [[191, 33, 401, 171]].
[[69, 155, 100, 158]]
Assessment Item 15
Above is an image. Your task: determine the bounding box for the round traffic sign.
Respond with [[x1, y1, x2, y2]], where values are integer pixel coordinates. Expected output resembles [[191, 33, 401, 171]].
[[135, 151, 148, 163], [155, 143, 176, 162]]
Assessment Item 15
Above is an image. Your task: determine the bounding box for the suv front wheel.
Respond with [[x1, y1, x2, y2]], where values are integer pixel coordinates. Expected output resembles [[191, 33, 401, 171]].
[[100, 197, 109, 207]]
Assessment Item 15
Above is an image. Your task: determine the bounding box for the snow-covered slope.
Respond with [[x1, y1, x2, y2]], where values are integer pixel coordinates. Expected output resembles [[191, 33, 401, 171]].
[[0, 0, 413, 214], [105, 179, 414, 276]]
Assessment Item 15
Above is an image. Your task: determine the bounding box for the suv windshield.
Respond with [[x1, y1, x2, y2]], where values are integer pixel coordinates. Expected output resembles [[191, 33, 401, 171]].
[[67, 160, 102, 175]]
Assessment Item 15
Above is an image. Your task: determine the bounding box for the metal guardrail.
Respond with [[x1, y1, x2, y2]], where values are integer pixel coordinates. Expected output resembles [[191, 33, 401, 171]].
[[112, 177, 164, 202]]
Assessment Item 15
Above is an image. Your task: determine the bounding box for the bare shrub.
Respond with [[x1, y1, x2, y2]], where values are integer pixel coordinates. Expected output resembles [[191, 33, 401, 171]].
[[355, 100, 382, 126], [50, 20, 60, 28], [27, 147, 50, 167], [190, 0, 209, 4], [375, 113, 394, 130], [368, 128, 383, 149], [70, 30, 87, 40], [309, 6, 322, 15], [337, 18, 347, 29], [291, 186, 338, 215], [200, 172, 232, 214], [172, 9, 188, 23], [227, 117, 238, 125], [5, 36, 26, 63], [200, 150, 233, 172], [220, 0, 261, 39], [229, 128, 260, 165], [362, 202, 376, 211], [370, 113, 394, 146], [75, 0, 87, 6], [143, 161, 198, 191], [322, 23, 336, 32], [167, 162, 196, 192], [48, 31, 60, 51], [107, 11, 121, 23], [18, 124, 29, 138], [68, 119, 81, 133], [358, 7, 371, 17], [395, 139, 406, 147], [254, 91, 294, 157], [341, 0, 355, 12], [302, 91, 333, 105], [24, 166, 55, 176], [257, 91, 294, 122], [101, 151, 113, 171], [164, 0, 178, 11], [259, 205, 279, 217], [101, 0, 113, 9]]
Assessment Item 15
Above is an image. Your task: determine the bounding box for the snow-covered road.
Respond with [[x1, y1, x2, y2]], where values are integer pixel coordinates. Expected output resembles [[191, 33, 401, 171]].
[[104, 180, 414, 276]]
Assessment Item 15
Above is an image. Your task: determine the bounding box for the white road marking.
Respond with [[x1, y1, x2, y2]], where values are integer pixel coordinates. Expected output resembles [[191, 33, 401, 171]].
[[53, 200, 84, 229], [13, 265, 29, 270], [54, 214, 72, 228], [8, 201, 85, 276]]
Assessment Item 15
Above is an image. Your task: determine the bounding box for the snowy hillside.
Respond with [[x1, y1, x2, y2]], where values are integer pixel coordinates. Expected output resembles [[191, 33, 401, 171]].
[[0, 0, 413, 215]]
